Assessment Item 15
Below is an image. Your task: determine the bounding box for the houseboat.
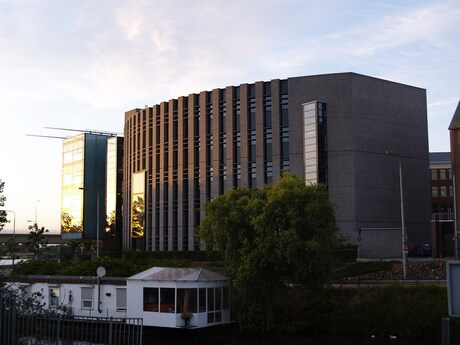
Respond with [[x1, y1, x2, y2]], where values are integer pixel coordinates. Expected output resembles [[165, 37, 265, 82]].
[[5, 266, 231, 329]]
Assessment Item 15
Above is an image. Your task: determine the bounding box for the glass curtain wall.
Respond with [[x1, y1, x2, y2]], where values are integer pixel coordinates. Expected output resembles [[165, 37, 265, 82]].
[[61, 134, 85, 237]]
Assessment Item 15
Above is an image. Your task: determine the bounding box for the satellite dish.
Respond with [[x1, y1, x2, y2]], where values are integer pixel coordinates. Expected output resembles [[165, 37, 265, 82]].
[[96, 266, 106, 278]]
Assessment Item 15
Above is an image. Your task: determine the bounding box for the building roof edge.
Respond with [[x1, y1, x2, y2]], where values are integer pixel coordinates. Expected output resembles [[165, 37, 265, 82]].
[[448, 100, 460, 130]]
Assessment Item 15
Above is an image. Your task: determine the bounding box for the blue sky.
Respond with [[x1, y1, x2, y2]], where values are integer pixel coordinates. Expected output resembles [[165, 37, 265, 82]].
[[0, 0, 459, 232]]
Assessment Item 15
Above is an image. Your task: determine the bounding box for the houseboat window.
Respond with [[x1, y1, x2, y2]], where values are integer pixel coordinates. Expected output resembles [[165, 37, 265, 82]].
[[49, 287, 60, 306], [81, 287, 93, 309], [159, 288, 175, 313], [207, 311, 215, 323], [215, 311, 222, 322], [143, 288, 159, 312], [116, 288, 127, 311], [223, 286, 230, 309], [199, 288, 206, 312], [208, 288, 215, 311], [215, 287, 222, 310], [176, 288, 197, 313]]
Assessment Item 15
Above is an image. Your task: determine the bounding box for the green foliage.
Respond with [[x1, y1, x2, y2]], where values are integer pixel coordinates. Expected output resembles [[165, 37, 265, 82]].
[[276, 285, 450, 339], [0, 238, 19, 257], [10, 256, 196, 277], [333, 261, 395, 279], [333, 245, 357, 262], [124, 250, 221, 261], [26, 223, 49, 256], [197, 174, 339, 333], [0, 179, 7, 231], [12, 259, 61, 275]]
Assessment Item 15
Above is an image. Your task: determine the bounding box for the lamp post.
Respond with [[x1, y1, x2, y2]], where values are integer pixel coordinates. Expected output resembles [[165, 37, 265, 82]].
[[35, 200, 40, 224], [2, 209, 15, 238], [386, 150, 408, 279], [79, 187, 100, 258], [27, 200, 40, 224]]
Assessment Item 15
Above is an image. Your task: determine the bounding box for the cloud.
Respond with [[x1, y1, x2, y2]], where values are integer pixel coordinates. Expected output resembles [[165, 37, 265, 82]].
[[327, 0, 460, 57]]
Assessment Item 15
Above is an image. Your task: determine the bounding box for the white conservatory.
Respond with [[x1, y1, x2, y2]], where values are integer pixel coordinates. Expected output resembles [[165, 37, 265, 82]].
[[5, 267, 231, 329], [126, 267, 231, 328]]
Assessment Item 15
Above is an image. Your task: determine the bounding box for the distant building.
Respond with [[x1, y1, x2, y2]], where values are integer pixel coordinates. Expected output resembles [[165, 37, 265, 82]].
[[60, 133, 123, 246], [123, 72, 431, 258], [429, 152, 454, 257], [449, 100, 460, 258], [105, 136, 124, 252]]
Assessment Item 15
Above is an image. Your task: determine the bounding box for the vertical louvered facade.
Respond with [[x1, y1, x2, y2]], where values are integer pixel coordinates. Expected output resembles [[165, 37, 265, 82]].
[[124, 73, 431, 258]]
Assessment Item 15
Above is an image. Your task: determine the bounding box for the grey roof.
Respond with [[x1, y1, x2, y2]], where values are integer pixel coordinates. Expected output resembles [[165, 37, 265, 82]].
[[127, 267, 230, 282], [5, 275, 127, 285], [429, 152, 451, 163], [449, 100, 460, 130]]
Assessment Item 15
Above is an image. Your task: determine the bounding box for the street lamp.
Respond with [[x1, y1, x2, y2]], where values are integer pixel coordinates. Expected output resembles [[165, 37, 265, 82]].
[[26, 200, 40, 226], [2, 209, 16, 238], [79, 187, 100, 258], [35, 200, 40, 224], [386, 150, 408, 279]]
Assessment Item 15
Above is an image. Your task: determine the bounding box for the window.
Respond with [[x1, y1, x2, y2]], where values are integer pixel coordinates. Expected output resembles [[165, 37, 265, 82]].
[[215, 287, 222, 311], [81, 287, 93, 309], [160, 288, 175, 313], [176, 288, 197, 313], [199, 288, 206, 312], [431, 169, 437, 180], [432, 186, 438, 197], [49, 287, 60, 307], [207, 287, 215, 323], [281, 137, 289, 160], [440, 186, 447, 197], [440, 169, 446, 180], [144, 287, 159, 312], [116, 288, 127, 311]]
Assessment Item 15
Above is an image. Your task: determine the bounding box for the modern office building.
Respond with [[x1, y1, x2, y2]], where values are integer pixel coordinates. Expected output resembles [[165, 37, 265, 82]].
[[449, 100, 460, 258], [429, 152, 454, 257], [123, 72, 431, 258], [61, 132, 123, 245], [105, 136, 124, 251]]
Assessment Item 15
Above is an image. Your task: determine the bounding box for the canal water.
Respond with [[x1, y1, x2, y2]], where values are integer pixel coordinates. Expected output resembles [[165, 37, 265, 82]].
[[142, 327, 441, 345]]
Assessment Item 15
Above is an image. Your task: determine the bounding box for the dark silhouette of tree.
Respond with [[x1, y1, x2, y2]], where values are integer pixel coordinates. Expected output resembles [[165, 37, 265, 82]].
[[0, 179, 7, 231], [26, 223, 49, 258]]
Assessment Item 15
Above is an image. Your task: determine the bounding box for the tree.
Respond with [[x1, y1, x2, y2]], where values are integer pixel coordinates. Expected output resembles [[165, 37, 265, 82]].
[[0, 237, 19, 258], [26, 223, 49, 258], [197, 173, 339, 333], [0, 179, 7, 231]]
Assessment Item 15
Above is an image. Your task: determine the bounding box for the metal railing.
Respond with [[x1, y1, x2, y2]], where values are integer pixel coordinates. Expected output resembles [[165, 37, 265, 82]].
[[0, 287, 143, 345], [431, 212, 455, 221]]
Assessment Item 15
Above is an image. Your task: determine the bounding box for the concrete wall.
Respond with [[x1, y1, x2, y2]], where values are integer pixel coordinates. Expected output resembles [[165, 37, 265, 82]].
[[289, 73, 431, 258]]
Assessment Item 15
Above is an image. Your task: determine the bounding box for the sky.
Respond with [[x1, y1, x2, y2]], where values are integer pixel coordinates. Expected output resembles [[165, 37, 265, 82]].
[[0, 0, 459, 233]]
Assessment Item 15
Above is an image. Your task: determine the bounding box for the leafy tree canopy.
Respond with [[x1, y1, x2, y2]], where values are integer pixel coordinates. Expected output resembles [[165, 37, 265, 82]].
[[0, 179, 7, 231], [197, 173, 339, 333]]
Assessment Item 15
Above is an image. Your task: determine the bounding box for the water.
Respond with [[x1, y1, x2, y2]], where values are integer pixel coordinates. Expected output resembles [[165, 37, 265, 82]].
[[142, 327, 440, 345]]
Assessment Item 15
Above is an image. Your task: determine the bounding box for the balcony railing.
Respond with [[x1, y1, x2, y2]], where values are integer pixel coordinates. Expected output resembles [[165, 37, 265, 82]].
[[432, 212, 455, 221]]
